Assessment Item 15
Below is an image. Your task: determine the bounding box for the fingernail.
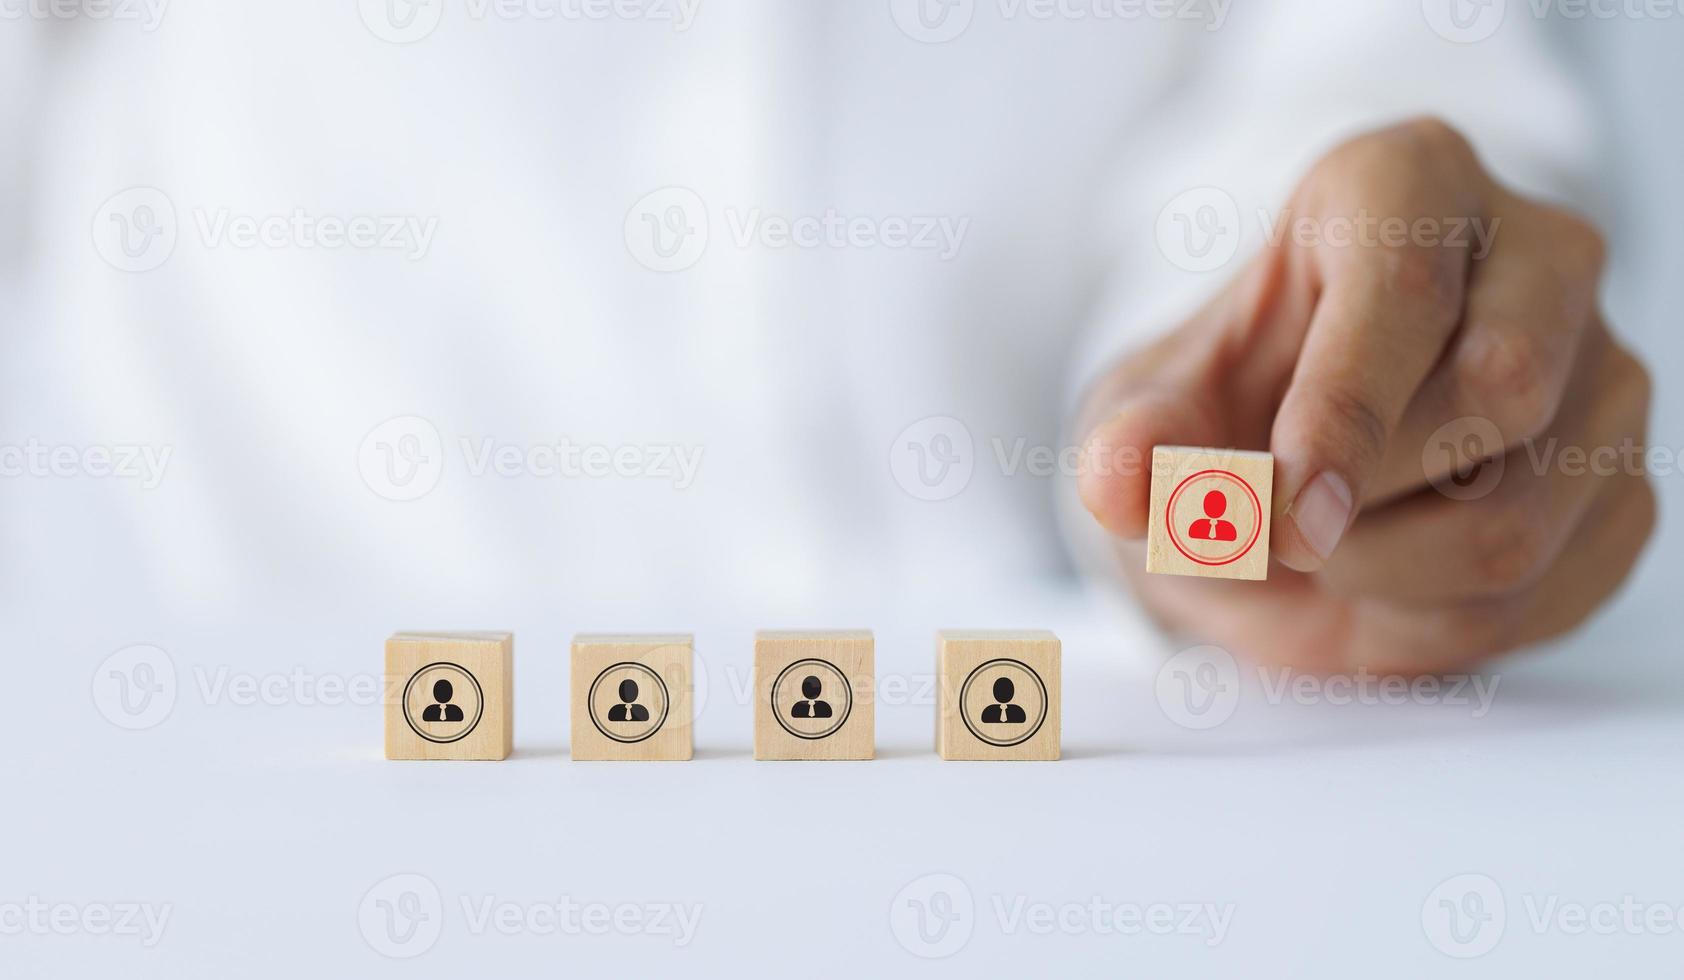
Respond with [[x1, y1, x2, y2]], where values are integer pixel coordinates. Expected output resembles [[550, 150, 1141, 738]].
[[1289, 472, 1353, 560]]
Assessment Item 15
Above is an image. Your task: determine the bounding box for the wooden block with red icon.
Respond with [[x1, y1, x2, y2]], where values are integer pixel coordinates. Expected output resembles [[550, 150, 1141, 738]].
[[1145, 446, 1274, 581]]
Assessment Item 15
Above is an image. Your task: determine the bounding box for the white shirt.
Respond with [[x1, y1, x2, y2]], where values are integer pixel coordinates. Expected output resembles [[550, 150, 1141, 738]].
[[0, 0, 1592, 628]]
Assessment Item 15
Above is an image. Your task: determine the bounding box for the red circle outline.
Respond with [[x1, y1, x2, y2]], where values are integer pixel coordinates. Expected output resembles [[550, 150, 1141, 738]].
[[1166, 469, 1262, 566]]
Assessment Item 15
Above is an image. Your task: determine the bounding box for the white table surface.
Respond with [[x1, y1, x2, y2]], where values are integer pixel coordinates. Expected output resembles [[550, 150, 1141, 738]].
[[10, 566, 1682, 979]]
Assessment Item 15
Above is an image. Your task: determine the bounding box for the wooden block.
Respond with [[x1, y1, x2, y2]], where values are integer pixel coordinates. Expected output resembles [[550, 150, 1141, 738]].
[[936, 630, 1060, 761], [385, 631, 513, 761], [570, 634, 693, 761], [1145, 445, 1274, 581], [753, 631, 874, 760]]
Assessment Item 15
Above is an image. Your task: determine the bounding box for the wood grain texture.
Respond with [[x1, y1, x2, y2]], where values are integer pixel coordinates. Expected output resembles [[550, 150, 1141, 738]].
[[1145, 446, 1274, 581], [570, 634, 693, 761], [753, 630, 874, 760], [936, 630, 1059, 761], [384, 631, 513, 761]]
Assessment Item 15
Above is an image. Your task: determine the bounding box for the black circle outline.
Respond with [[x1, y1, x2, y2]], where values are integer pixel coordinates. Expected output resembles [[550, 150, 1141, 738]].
[[959, 658, 1048, 747], [770, 658, 853, 740], [402, 662, 485, 743], [587, 662, 671, 744]]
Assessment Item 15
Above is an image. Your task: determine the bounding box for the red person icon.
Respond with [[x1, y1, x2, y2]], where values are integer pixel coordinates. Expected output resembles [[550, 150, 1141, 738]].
[[1187, 489, 1238, 541]]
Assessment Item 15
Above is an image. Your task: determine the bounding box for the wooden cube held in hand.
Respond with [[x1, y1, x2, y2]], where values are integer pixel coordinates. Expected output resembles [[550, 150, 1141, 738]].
[[1146, 445, 1274, 581]]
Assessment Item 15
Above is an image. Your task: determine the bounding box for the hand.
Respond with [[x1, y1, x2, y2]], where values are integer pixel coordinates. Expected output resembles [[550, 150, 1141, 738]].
[[1075, 118, 1655, 674]]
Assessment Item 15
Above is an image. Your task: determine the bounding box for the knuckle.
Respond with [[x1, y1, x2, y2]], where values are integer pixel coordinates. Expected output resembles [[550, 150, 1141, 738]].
[[1382, 116, 1479, 172], [1438, 601, 1524, 658], [1545, 209, 1609, 279], [1472, 498, 1557, 595], [1400, 115, 1471, 150], [1297, 119, 1479, 221], [1310, 123, 1434, 188], [1633, 476, 1659, 542], [1299, 145, 1368, 203], [1455, 326, 1559, 441], [1383, 247, 1465, 320], [1314, 384, 1391, 472], [1606, 344, 1654, 419]]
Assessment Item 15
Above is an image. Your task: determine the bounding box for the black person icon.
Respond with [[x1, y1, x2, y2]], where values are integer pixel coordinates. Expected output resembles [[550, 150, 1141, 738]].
[[770, 657, 853, 741], [1187, 489, 1238, 541], [607, 678, 651, 722], [958, 657, 1049, 749], [400, 661, 486, 745], [789, 675, 833, 719], [421, 678, 465, 722], [979, 676, 1028, 724], [585, 662, 670, 745]]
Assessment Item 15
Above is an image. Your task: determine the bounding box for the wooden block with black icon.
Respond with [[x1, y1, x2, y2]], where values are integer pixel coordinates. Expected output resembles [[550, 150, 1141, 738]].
[[384, 631, 513, 761], [753, 630, 874, 760], [936, 630, 1059, 761], [571, 634, 693, 761], [1145, 445, 1274, 581]]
